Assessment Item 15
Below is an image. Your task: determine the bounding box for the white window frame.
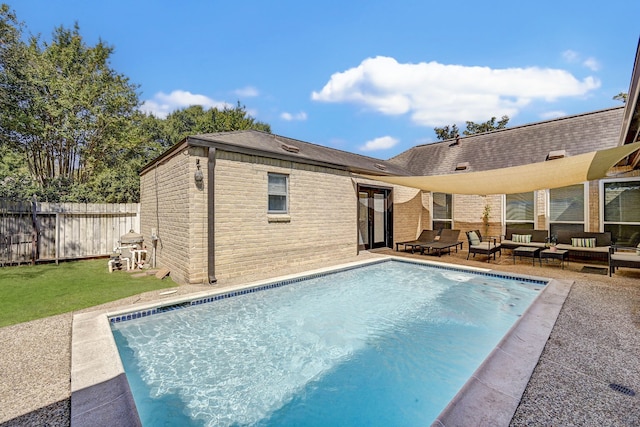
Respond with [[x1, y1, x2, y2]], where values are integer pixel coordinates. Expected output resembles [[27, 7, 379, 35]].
[[599, 176, 640, 244], [267, 173, 289, 214], [503, 191, 536, 229], [546, 182, 588, 234], [431, 192, 453, 230]]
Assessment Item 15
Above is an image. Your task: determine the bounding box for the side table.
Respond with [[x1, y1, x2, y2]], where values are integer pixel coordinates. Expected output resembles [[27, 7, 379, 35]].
[[540, 248, 568, 269], [513, 246, 541, 266]]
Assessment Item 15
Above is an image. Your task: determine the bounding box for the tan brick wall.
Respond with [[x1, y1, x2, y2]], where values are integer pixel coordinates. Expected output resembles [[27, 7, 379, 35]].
[[587, 180, 600, 232], [390, 186, 423, 242], [140, 148, 431, 284], [214, 151, 358, 282], [140, 146, 208, 285], [453, 194, 502, 237], [536, 190, 547, 229]]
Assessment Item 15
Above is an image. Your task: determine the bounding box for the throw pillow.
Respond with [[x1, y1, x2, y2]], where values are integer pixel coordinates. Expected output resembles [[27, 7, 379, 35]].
[[637, 243, 640, 256], [513, 234, 532, 243], [571, 237, 596, 248], [469, 231, 480, 246]]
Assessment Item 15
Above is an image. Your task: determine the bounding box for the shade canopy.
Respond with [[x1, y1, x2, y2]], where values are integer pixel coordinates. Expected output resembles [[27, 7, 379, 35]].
[[361, 142, 640, 195]]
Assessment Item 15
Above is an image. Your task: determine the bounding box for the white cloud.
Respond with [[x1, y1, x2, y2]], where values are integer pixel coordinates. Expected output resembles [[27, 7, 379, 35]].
[[539, 110, 567, 120], [562, 50, 579, 63], [359, 136, 399, 152], [583, 57, 600, 71], [140, 90, 231, 118], [280, 111, 308, 121], [311, 56, 600, 127], [234, 86, 260, 97], [563, 50, 601, 71]]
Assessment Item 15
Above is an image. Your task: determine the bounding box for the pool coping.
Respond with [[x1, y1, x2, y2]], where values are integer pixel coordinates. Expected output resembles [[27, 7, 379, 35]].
[[70, 255, 571, 427]]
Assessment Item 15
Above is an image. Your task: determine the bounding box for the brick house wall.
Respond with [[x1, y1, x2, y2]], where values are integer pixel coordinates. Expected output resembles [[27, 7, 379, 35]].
[[140, 145, 427, 285], [140, 145, 209, 285], [588, 181, 600, 232], [213, 151, 360, 283]]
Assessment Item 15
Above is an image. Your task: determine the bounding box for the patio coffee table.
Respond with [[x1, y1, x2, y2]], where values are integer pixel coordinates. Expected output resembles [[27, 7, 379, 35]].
[[540, 248, 568, 269], [513, 246, 541, 266]]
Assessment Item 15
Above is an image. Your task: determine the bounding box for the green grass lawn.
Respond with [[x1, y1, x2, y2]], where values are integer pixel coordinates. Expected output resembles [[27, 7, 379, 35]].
[[0, 259, 176, 327]]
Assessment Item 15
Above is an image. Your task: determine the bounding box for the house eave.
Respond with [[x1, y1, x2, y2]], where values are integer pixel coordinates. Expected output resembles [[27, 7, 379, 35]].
[[619, 38, 640, 169], [185, 136, 404, 177]]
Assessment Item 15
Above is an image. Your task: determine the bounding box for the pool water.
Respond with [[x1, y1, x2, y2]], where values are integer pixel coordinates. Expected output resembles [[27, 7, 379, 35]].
[[112, 260, 543, 426]]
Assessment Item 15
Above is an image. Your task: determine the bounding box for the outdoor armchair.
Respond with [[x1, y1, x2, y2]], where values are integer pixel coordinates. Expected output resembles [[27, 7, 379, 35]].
[[466, 229, 501, 262], [609, 245, 640, 276]]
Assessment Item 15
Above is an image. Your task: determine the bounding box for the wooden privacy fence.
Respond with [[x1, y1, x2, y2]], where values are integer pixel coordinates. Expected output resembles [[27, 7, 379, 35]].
[[0, 199, 140, 265]]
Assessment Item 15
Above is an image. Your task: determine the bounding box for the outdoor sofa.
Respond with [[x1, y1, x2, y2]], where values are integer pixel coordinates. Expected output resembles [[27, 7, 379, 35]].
[[499, 228, 549, 251], [555, 230, 613, 262], [608, 245, 640, 276], [395, 229, 439, 253]]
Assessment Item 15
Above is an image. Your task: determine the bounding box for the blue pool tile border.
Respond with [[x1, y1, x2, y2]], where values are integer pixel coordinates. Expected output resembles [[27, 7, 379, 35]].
[[109, 258, 547, 324], [393, 258, 548, 285]]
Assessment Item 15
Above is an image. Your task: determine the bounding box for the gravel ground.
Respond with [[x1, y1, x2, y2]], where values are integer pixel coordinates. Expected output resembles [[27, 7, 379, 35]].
[[1, 250, 639, 426]]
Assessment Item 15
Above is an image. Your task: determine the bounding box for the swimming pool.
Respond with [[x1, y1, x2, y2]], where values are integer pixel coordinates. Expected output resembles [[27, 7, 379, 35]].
[[110, 259, 546, 426]]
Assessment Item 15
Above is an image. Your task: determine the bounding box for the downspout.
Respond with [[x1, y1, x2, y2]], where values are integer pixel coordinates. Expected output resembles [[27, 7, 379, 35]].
[[208, 147, 217, 284]]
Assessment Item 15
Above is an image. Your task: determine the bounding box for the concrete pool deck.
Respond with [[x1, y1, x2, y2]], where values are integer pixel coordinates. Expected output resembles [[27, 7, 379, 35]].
[[1, 249, 639, 426]]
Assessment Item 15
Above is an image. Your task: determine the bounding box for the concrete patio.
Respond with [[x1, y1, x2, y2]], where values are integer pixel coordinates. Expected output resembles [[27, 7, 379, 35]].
[[1, 247, 639, 426]]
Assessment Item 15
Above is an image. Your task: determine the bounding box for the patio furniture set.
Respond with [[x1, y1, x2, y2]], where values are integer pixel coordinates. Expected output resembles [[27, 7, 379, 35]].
[[396, 227, 640, 275]]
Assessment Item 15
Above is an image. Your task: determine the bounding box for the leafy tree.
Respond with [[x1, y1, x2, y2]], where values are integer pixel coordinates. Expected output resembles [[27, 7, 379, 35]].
[[158, 102, 271, 148], [463, 115, 509, 135], [0, 5, 272, 203], [434, 124, 460, 141], [613, 92, 628, 103], [0, 6, 140, 199], [434, 116, 510, 141], [0, 145, 38, 199]]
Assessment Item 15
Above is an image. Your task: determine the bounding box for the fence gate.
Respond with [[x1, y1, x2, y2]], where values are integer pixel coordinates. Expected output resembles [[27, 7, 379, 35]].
[[0, 199, 37, 266]]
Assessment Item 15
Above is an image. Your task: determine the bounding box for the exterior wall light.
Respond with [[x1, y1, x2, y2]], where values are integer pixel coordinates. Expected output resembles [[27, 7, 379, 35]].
[[194, 159, 204, 183]]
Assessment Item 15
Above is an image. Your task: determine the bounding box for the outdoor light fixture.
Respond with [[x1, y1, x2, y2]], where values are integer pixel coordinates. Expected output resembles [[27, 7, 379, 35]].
[[194, 159, 204, 183]]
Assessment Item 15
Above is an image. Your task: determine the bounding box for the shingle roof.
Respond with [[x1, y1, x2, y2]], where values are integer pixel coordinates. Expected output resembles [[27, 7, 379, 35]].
[[389, 107, 624, 176], [187, 130, 412, 176]]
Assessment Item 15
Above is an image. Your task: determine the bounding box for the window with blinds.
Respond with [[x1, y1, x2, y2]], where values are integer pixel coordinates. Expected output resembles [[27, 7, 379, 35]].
[[432, 192, 453, 230], [268, 173, 288, 213], [549, 184, 585, 237], [603, 179, 640, 246], [505, 192, 534, 229]]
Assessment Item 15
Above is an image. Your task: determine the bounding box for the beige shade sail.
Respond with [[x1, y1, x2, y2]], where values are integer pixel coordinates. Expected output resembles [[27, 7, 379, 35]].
[[361, 142, 640, 195]]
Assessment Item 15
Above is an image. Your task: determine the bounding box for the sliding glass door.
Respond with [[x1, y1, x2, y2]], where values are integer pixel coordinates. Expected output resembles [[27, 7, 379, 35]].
[[358, 187, 393, 250]]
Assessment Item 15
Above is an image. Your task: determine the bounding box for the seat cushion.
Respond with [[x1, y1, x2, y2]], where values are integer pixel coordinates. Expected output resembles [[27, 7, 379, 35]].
[[471, 242, 498, 250], [611, 253, 640, 262], [468, 231, 481, 246]]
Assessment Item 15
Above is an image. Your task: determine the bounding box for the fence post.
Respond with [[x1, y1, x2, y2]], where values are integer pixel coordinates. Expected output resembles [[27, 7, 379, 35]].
[[31, 196, 38, 265]]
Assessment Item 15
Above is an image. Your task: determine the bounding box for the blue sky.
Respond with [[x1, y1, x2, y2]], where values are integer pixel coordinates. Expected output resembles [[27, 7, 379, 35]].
[[11, 0, 640, 158]]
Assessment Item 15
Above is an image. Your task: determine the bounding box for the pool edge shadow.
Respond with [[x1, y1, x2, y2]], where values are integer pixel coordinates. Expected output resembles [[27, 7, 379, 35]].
[[431, 278, 573, 427], [70, 310, 142, 427], [71, 373, 141, 427]]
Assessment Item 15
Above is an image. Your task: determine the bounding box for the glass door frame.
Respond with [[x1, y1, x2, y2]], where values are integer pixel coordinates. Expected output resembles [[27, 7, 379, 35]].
[[357, 185, 393, 251]]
